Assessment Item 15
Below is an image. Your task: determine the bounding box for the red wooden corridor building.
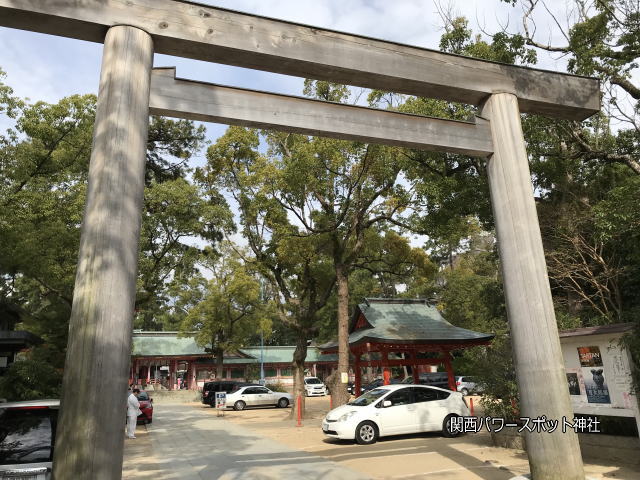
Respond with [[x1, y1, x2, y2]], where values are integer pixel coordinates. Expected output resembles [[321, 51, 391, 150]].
[[322, 298, 495, 394]]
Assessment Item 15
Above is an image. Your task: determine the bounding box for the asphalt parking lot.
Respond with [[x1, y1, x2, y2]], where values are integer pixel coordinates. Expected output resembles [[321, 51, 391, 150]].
[[123, 396, 640, 479]]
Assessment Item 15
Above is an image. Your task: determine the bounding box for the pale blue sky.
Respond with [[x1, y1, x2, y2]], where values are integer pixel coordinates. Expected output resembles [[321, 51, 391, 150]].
[[0, 0, 572, 115], [0, 0, 575, 164], [0, 0, 578, 250]]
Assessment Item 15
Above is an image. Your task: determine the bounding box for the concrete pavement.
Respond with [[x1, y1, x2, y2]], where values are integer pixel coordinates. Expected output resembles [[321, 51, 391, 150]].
[[124, 399, 640, 479], [122, 403, 370, 480]]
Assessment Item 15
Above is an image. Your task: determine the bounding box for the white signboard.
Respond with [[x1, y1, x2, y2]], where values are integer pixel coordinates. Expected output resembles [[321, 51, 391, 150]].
[[215, 392, 226, 409]]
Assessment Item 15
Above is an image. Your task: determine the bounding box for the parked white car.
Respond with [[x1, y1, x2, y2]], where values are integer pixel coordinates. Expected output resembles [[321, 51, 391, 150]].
[[225, 385, 292, 411], [304, 377, 328, 396], [322, 385, 469, 444]]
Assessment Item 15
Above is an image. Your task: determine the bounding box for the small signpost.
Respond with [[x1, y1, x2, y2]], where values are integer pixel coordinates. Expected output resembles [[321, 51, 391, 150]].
[[215, 392, 226, 417]]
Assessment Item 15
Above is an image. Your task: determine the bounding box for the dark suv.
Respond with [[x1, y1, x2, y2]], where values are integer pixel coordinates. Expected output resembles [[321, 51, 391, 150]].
[[354, 378, 403, 395], [201, 381, 258, 406], [402, 372, 450, 389]]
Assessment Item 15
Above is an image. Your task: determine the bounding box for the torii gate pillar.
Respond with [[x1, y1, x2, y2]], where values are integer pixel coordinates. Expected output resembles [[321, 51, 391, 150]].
[[482, 93, 585, 480], [53, 25, 153, 479]]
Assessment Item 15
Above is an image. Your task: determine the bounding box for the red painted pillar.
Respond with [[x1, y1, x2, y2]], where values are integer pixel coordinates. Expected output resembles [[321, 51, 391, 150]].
[[443, 353, 456, 391], [412, 352, 419, 384]]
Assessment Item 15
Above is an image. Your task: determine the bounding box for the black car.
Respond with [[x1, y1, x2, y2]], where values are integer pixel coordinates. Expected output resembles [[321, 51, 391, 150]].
[[402, 372, 450, 389], [201, 381, 258, 406], [0, 400, 59, 480], [350, 378, 403, 396]]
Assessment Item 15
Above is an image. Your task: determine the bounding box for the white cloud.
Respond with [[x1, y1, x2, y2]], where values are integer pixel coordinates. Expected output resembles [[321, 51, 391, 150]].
[[0, 0, 586, 153]]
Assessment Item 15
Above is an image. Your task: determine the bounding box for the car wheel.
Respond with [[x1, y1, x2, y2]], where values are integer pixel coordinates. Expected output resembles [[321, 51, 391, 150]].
[[355, 421, 378, 445], [461, 388, 469, 396], [234, 400, 246, 411], [442, 414, 462, 438], [277, 398, 289, 408]]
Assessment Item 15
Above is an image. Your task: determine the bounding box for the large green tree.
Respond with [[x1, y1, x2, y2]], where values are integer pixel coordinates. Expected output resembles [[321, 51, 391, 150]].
[[178, 242, 271, 378], [492, 0, 640, 323], [0, 69, 229, 374], [200, 125, 336, 417]]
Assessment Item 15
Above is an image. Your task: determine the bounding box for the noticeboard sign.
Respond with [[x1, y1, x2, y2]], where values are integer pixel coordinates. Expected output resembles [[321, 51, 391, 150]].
[[578, 346, 611, 404], [215, 392, 226, 409]]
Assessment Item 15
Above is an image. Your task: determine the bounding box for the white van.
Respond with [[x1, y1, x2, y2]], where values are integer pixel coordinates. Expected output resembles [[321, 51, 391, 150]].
[[304, 377, 328, 396]]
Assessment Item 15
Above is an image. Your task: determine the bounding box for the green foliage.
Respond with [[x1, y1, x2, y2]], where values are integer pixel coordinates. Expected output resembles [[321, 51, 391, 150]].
[[265, 381, 289, 393], [469, 336, 520, 420], [178, 242, 272, 358], [0, 359, 62, 401], [0, 69, 228, 364], [439, 253, 505, 334], [0, 68, 23, 120], [146, 116, 206, 182], [439, 17, 537, 65], [620, 318, 640, 395]]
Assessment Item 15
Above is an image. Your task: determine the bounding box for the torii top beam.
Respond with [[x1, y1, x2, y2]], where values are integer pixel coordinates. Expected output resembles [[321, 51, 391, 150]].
[[0, 0, 599, 120]]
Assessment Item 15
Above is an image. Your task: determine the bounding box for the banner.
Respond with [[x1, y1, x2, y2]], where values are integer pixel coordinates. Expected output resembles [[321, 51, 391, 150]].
[[578, 346, 610, 404]]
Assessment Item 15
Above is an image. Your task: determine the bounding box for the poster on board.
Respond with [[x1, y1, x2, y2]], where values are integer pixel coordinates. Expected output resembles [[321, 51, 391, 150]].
[[566, 371, 581, 396], [578, 346, 611, 404]]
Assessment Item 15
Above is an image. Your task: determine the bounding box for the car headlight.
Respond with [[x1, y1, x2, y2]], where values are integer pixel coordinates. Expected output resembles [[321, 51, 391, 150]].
[[337, 411, 357, 422]]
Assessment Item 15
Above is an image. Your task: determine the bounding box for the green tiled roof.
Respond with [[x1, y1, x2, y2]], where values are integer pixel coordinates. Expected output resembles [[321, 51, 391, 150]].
[[322, 298, 494, 350], [131, 332, 337, 363], [240, 346, 337, 363]]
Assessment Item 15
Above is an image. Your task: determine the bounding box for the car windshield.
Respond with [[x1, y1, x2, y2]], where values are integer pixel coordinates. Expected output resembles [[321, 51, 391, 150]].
[[305, 378, 322, 384], [348, 388, 388, 406], [137, 392, 149, 401], [0, 408, 56, 465]]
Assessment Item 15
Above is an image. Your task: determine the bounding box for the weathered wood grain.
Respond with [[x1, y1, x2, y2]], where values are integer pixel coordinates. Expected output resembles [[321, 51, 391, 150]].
[[482, 92, 586, 480], [52, 25, 153, 480], [0, 0, 599, 120], [149, 68, 493, 157]]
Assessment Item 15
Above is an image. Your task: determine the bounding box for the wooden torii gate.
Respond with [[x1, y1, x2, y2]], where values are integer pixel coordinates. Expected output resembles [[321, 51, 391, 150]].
[[0, 2, 600, 479]]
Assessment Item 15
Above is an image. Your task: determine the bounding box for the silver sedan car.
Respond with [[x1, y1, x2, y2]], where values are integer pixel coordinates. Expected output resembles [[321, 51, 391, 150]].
[[225, 386, 292, 411]]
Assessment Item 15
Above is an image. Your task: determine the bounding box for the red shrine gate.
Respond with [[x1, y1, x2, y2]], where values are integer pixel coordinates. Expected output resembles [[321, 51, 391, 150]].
[[323, 298, 494, 393]]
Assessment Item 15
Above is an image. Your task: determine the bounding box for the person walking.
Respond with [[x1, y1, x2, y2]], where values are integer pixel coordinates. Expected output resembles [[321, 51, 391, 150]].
[[126, 388, 142, 439]]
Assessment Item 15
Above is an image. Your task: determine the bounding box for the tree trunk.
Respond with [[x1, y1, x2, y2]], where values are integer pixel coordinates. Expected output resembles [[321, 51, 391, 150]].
[[215, 348, 224, 379], [333, 263, 350, 407], [289, 333, 307, 420]]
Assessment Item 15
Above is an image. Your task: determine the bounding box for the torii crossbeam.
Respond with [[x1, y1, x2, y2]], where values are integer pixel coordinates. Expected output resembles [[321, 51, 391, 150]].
[[0, 2, 599, 479]]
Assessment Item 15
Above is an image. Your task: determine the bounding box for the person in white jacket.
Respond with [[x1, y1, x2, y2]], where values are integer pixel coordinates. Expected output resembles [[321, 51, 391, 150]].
[[126, 388, 142, 439]]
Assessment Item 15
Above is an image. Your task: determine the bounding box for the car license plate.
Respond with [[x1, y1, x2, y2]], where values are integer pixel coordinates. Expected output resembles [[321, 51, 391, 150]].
[[322, 422, 328, 432]]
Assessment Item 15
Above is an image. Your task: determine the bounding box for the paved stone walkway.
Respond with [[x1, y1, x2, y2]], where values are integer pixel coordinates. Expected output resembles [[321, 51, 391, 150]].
[[122, 403, 370, 479]]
